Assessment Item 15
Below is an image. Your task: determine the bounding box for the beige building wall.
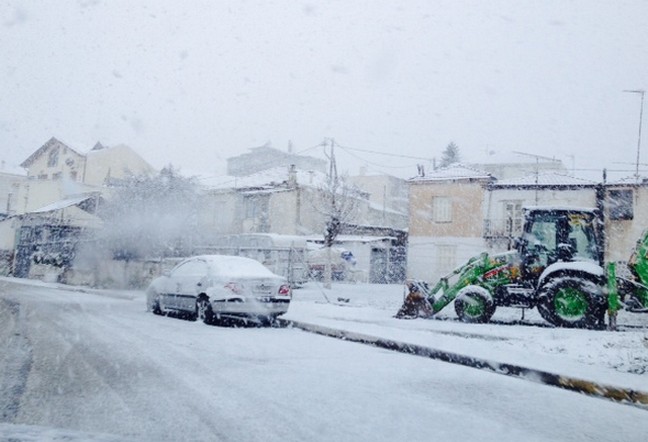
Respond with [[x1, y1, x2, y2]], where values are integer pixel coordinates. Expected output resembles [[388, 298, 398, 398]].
[[604, 185, 648, 263], [84, 144, 155, 186], [0, 172, 27, 216], [409, 181, 487, 238], [407, 178, 490, 281], [483, 187, 598, 249], [13, 179, 100, 214]]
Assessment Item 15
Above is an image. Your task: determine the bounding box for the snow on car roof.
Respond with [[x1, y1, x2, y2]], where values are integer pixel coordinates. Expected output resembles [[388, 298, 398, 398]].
[[195, 255, 282, 279]]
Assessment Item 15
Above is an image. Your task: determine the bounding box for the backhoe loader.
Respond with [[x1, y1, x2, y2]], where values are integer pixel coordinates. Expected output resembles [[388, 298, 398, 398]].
[[396, 207, 648, 329]]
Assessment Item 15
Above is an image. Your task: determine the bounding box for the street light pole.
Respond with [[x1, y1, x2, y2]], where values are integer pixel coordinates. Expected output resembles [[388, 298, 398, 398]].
[[623, 89, 645, 182]]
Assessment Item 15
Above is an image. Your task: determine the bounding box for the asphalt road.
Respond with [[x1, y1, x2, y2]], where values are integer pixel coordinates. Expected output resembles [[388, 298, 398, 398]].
[[1, 279, 646, 442]]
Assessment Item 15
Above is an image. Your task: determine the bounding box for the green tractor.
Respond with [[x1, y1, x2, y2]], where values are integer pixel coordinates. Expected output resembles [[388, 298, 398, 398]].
[[396, 207, 648, 329]]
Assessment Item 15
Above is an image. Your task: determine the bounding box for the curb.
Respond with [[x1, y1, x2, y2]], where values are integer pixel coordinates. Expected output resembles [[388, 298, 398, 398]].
[[282, 319, 648, 410]]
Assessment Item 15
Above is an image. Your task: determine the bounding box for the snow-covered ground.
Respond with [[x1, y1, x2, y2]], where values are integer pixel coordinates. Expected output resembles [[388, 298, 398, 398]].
[[286, 282, 648, 391], [1, 277, 647, 442]]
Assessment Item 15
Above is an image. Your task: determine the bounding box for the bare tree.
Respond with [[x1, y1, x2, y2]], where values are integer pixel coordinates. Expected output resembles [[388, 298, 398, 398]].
[[96, 165, 201, 261], [312, 139, 361, 288]]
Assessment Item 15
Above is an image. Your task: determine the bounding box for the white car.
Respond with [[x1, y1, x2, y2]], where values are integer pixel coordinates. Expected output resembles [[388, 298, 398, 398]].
[[146, 255, 292, 324]]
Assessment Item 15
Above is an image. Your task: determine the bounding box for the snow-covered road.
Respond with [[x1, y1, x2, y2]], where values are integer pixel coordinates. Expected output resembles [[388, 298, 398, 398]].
[[1, 278, 646, 441]]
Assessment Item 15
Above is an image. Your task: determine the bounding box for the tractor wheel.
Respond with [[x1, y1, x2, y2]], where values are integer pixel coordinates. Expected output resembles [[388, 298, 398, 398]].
[[537, 276, 606, 328], [454, 285, 496, 323]]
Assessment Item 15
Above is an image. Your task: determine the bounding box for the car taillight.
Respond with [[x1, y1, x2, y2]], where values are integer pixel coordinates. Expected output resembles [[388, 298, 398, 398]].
[[225, 282, 243, 294], [278, 284, 291, 296]]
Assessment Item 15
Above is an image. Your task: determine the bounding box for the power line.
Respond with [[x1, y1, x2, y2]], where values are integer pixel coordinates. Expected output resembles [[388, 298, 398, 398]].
[[335, 143, 435, 162], [335, 144, 417, 171]]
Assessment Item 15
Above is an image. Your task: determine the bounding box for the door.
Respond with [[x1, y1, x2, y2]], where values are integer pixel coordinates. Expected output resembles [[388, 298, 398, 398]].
[[370, 248, 388, 284], [166, 259, 208, 311]]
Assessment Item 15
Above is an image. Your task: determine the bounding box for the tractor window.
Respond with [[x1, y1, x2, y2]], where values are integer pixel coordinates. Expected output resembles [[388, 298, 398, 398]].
[[528, 220, 557, 267], [567, 216, 598, 262]]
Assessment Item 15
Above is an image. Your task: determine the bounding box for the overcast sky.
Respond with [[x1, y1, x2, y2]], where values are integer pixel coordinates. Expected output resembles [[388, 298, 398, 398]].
[[1, 0, 647, 181]]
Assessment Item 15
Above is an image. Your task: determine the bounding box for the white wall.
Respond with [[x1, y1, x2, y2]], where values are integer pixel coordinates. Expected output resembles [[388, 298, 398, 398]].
[[407, 235, 486, 282]]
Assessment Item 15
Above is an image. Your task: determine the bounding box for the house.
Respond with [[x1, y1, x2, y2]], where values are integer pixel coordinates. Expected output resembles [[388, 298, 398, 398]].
[[0, 137, 155, 281], [406, 164, 494, 281], [226, 142, 327, 177], [199, 165, 408, 283], [11, 194, 103, 281], [17, 138, 155, 210], [83, 142, 155, 186], [407, 161, 648, 284], [483, 171, 648, 264], [0, 169, 27, 218], [484, 172, 600, 250], [601, 177, 648, 263], [20, 137, 86, 182], [467, 150, 568, 180], [347, 171, 409, 229], [200, 166, 373, 236]]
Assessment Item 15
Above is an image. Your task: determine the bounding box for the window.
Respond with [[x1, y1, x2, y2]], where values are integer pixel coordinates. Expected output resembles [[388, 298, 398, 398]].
[[567, 215, 598, 261], [528, 219, 557, 267], [172, 260, 207, 277], [608, 189, 633, 220], [47, 148, 59, 167], [432, 196, 452, 223], [244, 196, 258, 219], [503, 200, 523, 235]]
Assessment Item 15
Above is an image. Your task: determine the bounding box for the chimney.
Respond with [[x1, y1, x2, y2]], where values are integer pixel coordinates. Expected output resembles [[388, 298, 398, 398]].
[[288, 164, 297, 187]]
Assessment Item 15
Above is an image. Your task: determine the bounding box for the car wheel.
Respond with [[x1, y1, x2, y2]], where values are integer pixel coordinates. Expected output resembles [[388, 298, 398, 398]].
[[148, 290, 163, 315], [152, 299, 163, 315], [196, 297, 214, 324]]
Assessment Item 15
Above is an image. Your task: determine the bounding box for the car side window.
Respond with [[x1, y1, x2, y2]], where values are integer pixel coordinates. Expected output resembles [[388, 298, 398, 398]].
[[172, 260, 207, 277]]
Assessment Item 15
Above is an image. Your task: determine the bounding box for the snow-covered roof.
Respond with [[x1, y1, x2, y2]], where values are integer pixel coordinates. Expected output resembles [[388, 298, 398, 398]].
[[20, 137, 84, 168], [200, 166, 329, 190], [408, 163, 492, 182], [523, 205, 598, 213], [0, 166, 27, 177], [304, 235, 396, 243], [30, 195, 95, 213], [469, 150, 564, 165], [494, 172, 597, 187], [606, 175, 648, 185]]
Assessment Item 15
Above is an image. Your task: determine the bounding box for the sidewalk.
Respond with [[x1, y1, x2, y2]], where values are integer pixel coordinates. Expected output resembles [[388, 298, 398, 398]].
[[284, 283, 648, 393]]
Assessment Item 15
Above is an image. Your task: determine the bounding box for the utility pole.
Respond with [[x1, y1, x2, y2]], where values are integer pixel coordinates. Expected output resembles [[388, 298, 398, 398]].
[[623, 89, 645, 182], [324, 138, 337, 289]]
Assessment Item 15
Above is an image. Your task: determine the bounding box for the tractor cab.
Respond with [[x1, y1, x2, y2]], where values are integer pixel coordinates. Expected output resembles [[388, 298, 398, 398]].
[[518, 208, 603, 285]]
